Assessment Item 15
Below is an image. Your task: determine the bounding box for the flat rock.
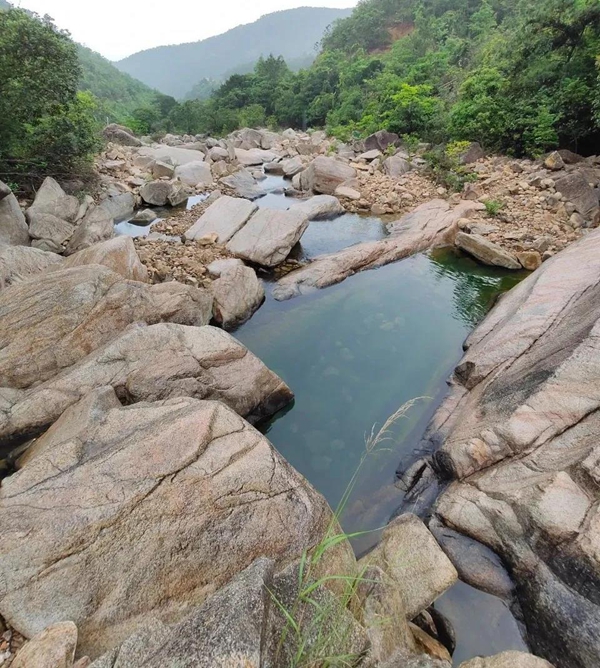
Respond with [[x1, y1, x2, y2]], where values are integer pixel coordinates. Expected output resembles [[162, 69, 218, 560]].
[[459, 652, 554, 668], [64, 206, 114, 255], [0, 265, 211, 389], [184, 195, 257, 243], [0, 322, 292, 441], [227, 208, 309, 267], [358, 149, 382, 161], [303, 156, 357, 195], [220, 168, 264, 200], [359, 514, 457, 619], [0, 244, 63, 287], [138, 145, 206, 166], [0, 181, 29, 246], [211, 263, 265, 330], [61, 236, 149, 282], [455, 232, 521, 269], [27, 177, 79, 223], [175, 160, 213, 187], [0, 396, 325, 658], [275, 199, 482, 299], [11, 621, 78, 668], [235, 148, 278, 166], [290, 194, 345, 220]]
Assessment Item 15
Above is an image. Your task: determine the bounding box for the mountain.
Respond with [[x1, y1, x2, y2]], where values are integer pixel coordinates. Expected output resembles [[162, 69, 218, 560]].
[[115, 7, 353, 99]]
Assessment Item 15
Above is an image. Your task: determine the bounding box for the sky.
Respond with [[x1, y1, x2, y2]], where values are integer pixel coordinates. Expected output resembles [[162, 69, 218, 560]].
[[13, 0, 358, 61]]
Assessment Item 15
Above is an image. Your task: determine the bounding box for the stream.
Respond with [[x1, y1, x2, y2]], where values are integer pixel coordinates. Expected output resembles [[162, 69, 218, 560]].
[[119, 174, 530, 665]]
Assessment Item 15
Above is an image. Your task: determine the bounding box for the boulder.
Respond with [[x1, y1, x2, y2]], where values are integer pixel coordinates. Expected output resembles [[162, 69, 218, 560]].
[[138, 146, 206, 166], [27, 177, 79, 223], [227, 208, 309, 267], [544, 151, 565, 171], [335, 185, 361, 201], [211, 263, 265, 330], [517, 250, 542, 271], [27, 211, 75, 252], [175, 160, 213, 187], [0, 244, 63, 287], [459, 652, 554, 668], [235, 148, 278, 166], [208, 146, 230, 161], [275, 199, 482, 300], [282, 156, 305, 177], [99, 192, 135, 222], [140, 180, 173, 206], [61, 236, 149, 282], [64, 206, 114, 255], [554, 172, 598, 217], [206, 257, 244, 278], [0, 396, 325, 658], [220, 168, 264, 200], [152, 160, 175, 179], [303, 157, 357, 195], [0, 265, 211, 389], [11, 621, 78, 668], [290, 194, 345, 220], [459, 142, 485, 164], [384, 155, 412, 178], [103, 123, 141, 147], [184, 195, 257, 243], [358, 149, 382, 161], [359, 514, 457, 619], [167, 182, 191, 207], [557, 149, 584, 165], [264, 161, 285, 175], [130, 208, 157, 225], [0, 181, 29, 246], [455, 232, 521, 269], [364, 130, 400, 153], [0, 323, 292, 441]]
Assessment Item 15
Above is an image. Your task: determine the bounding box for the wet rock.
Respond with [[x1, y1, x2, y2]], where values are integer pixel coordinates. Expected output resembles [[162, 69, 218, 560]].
[[27, 177, 79, 223], [303, 156, 357, 195], [290, 194, 345, 220], [459, 651, 554, 668], [0, 396, 325, 659], [359, 514, 458, 619], [544, 151, 565, 171], [64, 206, 114, 255], [455, 232, 521, 269], [0, 244, 63, 287], [103, 123, 141, 147], [554, 172, 598, 217], [11, 621, 77, 668], [364, 130, 400, 153], [184, 195, 257, 243], [140, 180, 173, 206], [275, 199, 482, 300], [175, 160, 212, 187], [384, 155, 412, 178], [227, 208, 309, 267], [61, 236, 149, 282], [211, 263, 265, 330], [220, 168, 264, 199], [0, 181, 29, 246]]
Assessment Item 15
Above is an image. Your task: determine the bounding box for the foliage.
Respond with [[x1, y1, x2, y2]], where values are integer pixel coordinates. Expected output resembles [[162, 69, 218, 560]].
[[0, 8, 100, 186], [484, 199, 505, 216], [424, 145, 477, 192]]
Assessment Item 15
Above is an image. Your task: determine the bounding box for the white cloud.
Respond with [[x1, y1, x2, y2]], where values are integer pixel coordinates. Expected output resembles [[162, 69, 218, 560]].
[[13, 0, 357, 60]]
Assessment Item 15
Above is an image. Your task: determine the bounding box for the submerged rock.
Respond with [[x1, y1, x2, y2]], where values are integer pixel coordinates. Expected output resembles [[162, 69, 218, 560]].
[[0, 396, 324, 658]]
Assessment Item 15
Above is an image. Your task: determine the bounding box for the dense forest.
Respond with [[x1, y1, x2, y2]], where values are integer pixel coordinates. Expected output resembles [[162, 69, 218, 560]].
[[139, 0, 599, 157]]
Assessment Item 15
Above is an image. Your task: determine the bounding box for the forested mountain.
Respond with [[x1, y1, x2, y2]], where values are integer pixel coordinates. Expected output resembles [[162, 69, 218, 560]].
[[115, 7, 353, 99], [184, 0, 600, 156]]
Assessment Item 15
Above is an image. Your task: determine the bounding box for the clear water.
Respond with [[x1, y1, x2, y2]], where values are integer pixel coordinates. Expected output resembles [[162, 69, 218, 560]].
[[114, 194, 207, 237]]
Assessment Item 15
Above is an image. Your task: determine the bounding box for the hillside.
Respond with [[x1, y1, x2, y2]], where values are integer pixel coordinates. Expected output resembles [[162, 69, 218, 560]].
[[115, 7, 353, 99]]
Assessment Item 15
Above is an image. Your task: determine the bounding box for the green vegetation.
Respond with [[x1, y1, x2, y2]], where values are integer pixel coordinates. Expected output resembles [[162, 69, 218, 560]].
[[0, 9, 100, 187], [484, 199, 505, 216], [184, 0, 600, 156]]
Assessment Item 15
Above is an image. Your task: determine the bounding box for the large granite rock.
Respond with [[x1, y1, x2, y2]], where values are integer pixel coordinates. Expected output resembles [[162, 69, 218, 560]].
[[99, 192, 135, 222], [235, 148, 278, 166], [138, 145, 206, 166], [227, 208, 309, 267], [140, 180, 173, 206], [425, 228, 600, 668], [211, 263, 265, 330], [282, 156, 305, 177], [364, 130, 400, 153], [275, 199, 482, 300], [459, 652, 554, 668], [64, 206, 114, 255], [0, 265, 211, 389], [0, 396, 326, 658], [0, 244, 63, 287], [359, 514, 457, 620], [302, 157, 357, 195], [175, 160, 213, 187], [103, 123, 142, 147], [220, 168, 264, 200], [290, 194, 345, 220], [184, 195, 257, 243], [554, 172, 599, 217], [27, 177, 79, 223], [27, 211, 75, 252], [0, 181, 29, 246], [61, 236, 149, 282], [11, 621, 78, 668], [384, 155, 412, 178], [0, 323, 292, 441], [455, 232, 521, 269]]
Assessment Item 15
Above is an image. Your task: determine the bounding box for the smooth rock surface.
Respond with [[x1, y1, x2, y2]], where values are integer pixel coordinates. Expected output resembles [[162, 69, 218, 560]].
[[455, 232, 521, 269], [275, 199, 482, 299], [0, 397, 325, 658], [384, 155, 412, 178], [211, 263, 265, 330], [0, 182, 29, 246], [290, 194, 345, 220], [459, 652, 554, 668], [11, 621, 78, 668], [227, 208, 309, 267], [61, 236, 149, 282], [27, 177, 79, 223], [140, 180, 173, 206], [175, 160, 213, 187], [220, 168, 264, 199], [0, 244, 63, 287], [184, 195, 257, 243], [64, 206, 114, 255], [303, 157, 357, 195]]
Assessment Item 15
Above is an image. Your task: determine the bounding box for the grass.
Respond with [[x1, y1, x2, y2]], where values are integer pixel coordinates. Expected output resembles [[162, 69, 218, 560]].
[[269, 398, 424, 667], [484, 199, 504, 216]]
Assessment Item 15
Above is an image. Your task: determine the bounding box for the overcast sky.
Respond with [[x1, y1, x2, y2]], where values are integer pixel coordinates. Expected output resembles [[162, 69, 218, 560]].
[[12, 1, 357, 61]]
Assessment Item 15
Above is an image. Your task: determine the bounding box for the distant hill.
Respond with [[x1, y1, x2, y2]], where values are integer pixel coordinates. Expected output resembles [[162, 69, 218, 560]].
[[115, 7, 353, 99]]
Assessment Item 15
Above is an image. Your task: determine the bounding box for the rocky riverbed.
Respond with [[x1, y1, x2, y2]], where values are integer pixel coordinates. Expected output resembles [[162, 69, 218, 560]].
[[0, 123, 598, 666]]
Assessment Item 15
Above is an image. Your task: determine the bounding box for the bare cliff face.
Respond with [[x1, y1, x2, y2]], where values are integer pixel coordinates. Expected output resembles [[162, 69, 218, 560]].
[[423, 228, 600, 668]]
